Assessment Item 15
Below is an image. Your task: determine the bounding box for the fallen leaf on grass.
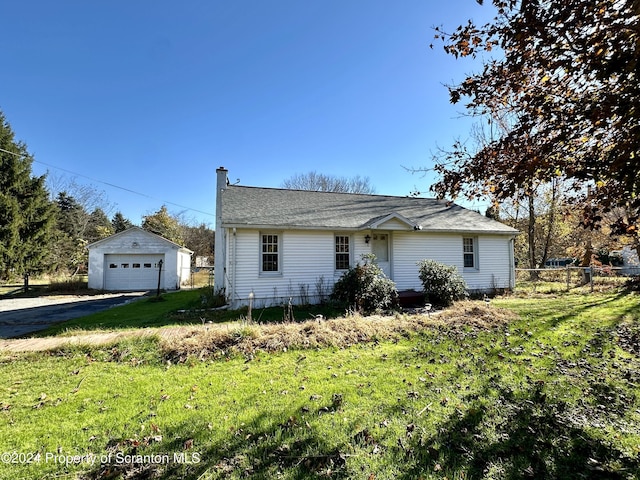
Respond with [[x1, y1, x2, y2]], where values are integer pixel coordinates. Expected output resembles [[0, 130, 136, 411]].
[[353, 429, 376, 445]]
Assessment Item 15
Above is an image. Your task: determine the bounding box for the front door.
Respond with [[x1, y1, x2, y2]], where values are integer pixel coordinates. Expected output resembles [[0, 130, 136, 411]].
[[371, 233, 391, 278]]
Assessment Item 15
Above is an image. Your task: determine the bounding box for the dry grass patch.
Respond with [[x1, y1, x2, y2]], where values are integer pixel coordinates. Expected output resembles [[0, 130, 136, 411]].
[[0, 301, 516, 356], [160, 300, 517, 361], [437, 300, 518, 328]]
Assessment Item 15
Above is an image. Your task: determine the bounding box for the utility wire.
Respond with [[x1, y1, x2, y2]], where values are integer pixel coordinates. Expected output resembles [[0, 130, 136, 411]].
[[0, 147, 215, 217]]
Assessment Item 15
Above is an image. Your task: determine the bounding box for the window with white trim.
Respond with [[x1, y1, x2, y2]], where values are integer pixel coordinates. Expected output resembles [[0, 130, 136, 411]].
[[463, 237, 477, 268], [261, 233, 280, 273], [335, 235, 350, 270]]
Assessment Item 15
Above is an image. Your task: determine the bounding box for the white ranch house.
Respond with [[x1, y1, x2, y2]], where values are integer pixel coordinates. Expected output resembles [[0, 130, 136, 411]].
[[214, 167, 518, 309], [87, 227, 192, 291]]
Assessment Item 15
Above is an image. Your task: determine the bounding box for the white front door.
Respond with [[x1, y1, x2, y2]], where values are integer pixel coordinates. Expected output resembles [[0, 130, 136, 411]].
[[371, 233, 391, 278]]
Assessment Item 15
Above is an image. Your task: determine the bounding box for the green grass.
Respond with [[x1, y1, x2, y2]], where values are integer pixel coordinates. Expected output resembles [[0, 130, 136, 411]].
[[1, 290, 639, 479], [37, 290, 208, 336], [39, 288, 346, 337]]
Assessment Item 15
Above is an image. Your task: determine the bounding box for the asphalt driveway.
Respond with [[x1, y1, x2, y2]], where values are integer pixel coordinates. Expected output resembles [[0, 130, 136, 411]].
[[0, 292, 148, 338]]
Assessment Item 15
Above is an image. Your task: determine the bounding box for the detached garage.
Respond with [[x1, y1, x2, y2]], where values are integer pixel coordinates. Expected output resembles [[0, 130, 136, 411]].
[[87, 227, 193, 291]]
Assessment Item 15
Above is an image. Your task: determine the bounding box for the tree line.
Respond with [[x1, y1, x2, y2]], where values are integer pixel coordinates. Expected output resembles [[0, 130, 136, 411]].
[[0, 111, 214, 282]]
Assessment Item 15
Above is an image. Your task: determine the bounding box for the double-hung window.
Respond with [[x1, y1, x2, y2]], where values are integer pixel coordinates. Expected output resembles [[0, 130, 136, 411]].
[[335, 235, 350, 270], [261, 233, 280, 273], [463, 237, 477, 268]]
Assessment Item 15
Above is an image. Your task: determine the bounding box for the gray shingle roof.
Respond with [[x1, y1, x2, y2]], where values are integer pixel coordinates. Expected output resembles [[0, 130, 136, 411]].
[[221, 186, 518, 234]]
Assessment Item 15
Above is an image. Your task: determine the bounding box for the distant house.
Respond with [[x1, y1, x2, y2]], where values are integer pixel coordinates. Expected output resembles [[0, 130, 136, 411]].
[[545, 257, 576, 268], [213, 168, 518, 309], [87, 227, 192, 291], [610, 246, 640, 275], [195, 256, 214, 269]]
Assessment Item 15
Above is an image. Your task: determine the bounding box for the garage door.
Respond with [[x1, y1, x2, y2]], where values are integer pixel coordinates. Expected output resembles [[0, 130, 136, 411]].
[[104, 254, 165, 291]]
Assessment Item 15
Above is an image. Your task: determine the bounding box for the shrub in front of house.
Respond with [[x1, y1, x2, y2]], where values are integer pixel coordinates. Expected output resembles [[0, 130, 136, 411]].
[[331, 255, 398, 315], [417, 259, 468, 307]]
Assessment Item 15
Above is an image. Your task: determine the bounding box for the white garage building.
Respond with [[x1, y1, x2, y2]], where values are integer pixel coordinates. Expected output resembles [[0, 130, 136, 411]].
[[87, 227, 193, 291]]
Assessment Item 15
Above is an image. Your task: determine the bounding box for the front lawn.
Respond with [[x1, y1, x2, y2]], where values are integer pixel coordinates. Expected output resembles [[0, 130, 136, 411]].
[[1, 291, 639, 479], [39, 288, 346, 337], [37, 289, 207, 336]]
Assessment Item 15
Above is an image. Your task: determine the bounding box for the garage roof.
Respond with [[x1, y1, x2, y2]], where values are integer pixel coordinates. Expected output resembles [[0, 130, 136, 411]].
[[86, 226, 193, 252]]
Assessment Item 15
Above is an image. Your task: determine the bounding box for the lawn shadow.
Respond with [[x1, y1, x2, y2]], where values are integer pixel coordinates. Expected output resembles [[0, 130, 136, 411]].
[[84, 405, 352, 480], [489, 290, 639, 363], [399, 383, 640, 479], [542, 290, 634, 329]]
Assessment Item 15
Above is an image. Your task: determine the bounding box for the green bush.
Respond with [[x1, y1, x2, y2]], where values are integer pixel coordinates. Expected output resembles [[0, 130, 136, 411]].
[[199, 287, 227, 308], [331, 255, 398, 315], [417, 259, 468, 306]]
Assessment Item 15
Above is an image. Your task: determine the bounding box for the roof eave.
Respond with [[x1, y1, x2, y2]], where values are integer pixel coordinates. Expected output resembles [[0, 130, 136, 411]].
[[222, 223, 519, 235], [222, 223, 360, 231]]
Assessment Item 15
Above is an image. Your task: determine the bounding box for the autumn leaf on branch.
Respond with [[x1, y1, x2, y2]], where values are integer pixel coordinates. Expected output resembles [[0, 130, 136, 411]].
[[428, 0, 640, 239]]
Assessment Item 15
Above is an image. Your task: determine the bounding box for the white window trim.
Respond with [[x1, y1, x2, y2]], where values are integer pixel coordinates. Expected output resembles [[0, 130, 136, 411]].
[[334, 234, 352, 271], [259, 232, 283, 275], [463, 237, 479, 270]]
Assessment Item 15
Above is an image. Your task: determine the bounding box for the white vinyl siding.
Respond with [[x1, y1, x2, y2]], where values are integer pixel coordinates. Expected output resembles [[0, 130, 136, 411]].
[[393, 233, 462, 291], [231, 229, 384, 298], [375, 218, 411, 230], [392, 232, 513, 293], [227, 229, 370, 308], [466, 236, 513, 291], [224, 228, 515, 307]]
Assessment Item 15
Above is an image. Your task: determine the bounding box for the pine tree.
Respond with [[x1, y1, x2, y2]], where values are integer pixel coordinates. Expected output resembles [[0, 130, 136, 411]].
[[56, 192, 87, 240], [0, 111, 55, 280], [86, 208, 114, 244], [50, 192, 89, 275], [111, 211, 133, 233]]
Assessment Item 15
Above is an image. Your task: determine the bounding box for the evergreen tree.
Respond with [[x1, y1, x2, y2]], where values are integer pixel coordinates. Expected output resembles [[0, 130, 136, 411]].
[[56, 192, 87, 239], [111, 211, 133, 233], [51, 192, 89, 275], [0, 111, 55, 280], [86, 208, 114, 244]]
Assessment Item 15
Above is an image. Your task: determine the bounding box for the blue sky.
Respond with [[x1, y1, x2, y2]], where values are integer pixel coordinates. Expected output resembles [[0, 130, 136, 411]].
[[1, 0, 495, 227]]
